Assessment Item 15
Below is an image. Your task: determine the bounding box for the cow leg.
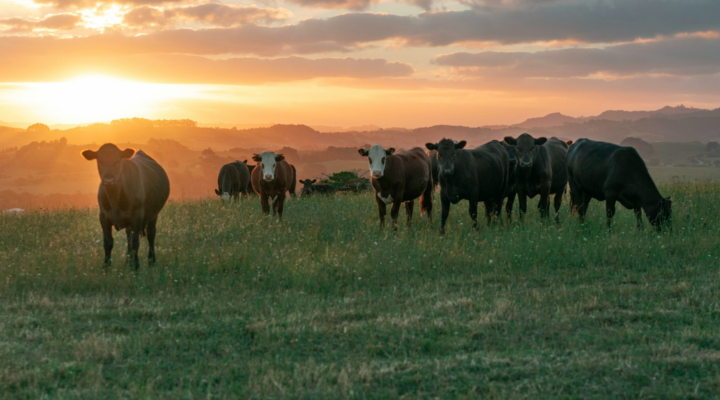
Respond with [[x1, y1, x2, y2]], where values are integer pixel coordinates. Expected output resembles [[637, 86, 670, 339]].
[[126, 228, 140, 270], [634, 208, 644, 229], [606, 198, 617, 229], [405, 200, 414, 227], [483, 201, 493, 226], [421, 180, 433, 223], [376, 197, 387, 229], [147, 218, 157, 264], [553, 192, 564, 224], [276, 195, 286, 222], [261, 195, 270, 216], [469, 198, 479, 231], [505, 192, 516, 221], [100, 214, 113, 266], [538, 187, 551, 219], [440, 194, 450, 234], [390, 201, 402, 232], [577, 193, 591, 224], [272, 197, 279, 217], [518, 192, 527, 220]]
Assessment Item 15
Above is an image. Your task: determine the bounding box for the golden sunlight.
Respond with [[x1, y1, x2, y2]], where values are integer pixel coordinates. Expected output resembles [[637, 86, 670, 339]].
[[14, 75, 204, 124]]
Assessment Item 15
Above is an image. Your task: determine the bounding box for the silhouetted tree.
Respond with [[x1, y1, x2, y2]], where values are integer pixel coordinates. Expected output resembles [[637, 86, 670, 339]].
[[707, 141, 720, 154], [27, 123, 50, 133]]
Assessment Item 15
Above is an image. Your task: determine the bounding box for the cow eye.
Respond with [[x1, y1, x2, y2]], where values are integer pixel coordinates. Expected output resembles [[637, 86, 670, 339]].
[[368, 158, 372, 163], [382, 157, 385, 164]]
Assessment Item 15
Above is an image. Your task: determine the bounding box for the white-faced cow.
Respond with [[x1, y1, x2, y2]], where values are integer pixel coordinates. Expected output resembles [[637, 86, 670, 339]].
[[503, 134, 570, 222], [358, 145, 433, 230], [425, 139, 508, 234], [251, 152, 293, 220], [568, 138, 671, 230], [82, 143, 170, 269], [215, 161, 251, 203]]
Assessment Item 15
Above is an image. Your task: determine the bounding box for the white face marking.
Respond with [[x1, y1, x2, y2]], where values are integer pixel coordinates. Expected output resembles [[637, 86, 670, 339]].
[[260, 152, 278, 181], [367, 145, 387, 178], [221, 193, 230, 203], [377, 193, 394, 204]]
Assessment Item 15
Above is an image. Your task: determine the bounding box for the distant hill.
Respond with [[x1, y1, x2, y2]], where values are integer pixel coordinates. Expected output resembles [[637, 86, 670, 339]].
[[513, 113, 579, 129]]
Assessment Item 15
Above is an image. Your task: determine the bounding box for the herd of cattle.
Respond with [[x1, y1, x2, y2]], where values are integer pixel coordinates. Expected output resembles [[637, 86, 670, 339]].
[[81, 135, 672, 268]]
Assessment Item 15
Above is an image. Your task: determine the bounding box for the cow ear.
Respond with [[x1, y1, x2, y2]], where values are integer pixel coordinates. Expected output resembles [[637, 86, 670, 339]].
[[215, 189, 221, 195], [243, 159, 248, 164], [81, 150, 97, 160], [385, 148, 396, 156], [535, 137, 547, 145], [425, 143, 437, 151], [358, 148, 369, 157], [252, 154, 262, 162], [503, 137, 516, 145], [455, 141, 467, 149], [312, 179, 317, 183], [120, 148, 135, 158], [566, 140, 573, 146], [665, 196, 672, 202], [275, 154, 285, 162]]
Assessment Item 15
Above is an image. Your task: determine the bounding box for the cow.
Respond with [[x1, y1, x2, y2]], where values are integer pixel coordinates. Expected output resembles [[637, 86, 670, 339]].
[[358, 145, 433, 230], [425, 139, 508, 234], [243, 160, 257, 196], [289, 165, 298, 198], [503, 134, 569, 222], [500, 141, 517, 220], [82, 143, 170, 269], [300, 179, 337, 196], [427, 150, 440, 190], [251, 152, 293, 220], [215, 161, 251, 203], [567, 138, 671, 230]]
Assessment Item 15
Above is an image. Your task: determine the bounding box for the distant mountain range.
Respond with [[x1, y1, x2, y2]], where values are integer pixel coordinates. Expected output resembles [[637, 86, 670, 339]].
[[2, 105, 720, 151]]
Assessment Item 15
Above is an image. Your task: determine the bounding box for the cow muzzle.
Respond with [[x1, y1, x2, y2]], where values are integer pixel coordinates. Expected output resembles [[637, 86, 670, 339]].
[[372, 171, 383, 178], [442, 168, 453, 175], [264, 174, 273, 181], [520, 161, 532, 168]]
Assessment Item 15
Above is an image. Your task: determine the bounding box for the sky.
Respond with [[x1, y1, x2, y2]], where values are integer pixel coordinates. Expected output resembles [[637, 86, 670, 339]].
[[1, 0, 720, 127]]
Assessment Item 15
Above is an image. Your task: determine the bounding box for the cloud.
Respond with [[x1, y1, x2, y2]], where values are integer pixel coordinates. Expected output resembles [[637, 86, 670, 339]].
[[434, 35, 720, 78], [284, 0, 431, 11], [0, 13, 81, 31], [122, 4, 291, 28], [30, 0, 188, 9], [0, 53, 414, 83]]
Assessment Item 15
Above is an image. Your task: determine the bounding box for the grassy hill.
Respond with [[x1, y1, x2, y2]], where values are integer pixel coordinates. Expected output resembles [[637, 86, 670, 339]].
[[1, 183, 719, 398]]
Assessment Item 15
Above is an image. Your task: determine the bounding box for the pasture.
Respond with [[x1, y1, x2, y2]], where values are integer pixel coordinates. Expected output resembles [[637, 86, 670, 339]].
[[1, 182, 720, 398]]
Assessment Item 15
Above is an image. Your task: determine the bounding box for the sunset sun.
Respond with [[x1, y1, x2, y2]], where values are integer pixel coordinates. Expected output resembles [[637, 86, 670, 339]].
[[15, 75, 201, 123]]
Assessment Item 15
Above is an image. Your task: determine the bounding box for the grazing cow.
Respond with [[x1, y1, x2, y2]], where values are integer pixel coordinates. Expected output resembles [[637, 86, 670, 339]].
[[503, 134, 569, 221], [500, 141, 517, 219], [82, 143, 170, 268], [358, 145, 433, 230], [300, 179, 337, 196], [568, 138, 672, 230], [425, 139, 508, 234], [215, 161, 250, 203], [251, 152, 293, 220]]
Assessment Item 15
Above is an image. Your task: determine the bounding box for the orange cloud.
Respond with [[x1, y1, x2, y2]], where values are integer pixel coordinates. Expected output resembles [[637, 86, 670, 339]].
[[0, 13, 81, 31], [122, 4, 291, 28]]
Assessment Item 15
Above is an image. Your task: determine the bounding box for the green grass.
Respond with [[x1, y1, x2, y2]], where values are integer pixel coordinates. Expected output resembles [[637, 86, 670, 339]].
[[1, 182, 720, 399]]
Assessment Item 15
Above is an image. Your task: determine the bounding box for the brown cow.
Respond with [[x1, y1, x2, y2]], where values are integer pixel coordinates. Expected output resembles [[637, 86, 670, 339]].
[[251, 152, 293, 220], [358, 145, 433, 230], [82, 143, 170, 269]]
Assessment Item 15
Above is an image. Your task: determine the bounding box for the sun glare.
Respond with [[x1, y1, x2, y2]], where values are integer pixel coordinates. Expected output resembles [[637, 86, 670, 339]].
[[15, 75, 203, 124]]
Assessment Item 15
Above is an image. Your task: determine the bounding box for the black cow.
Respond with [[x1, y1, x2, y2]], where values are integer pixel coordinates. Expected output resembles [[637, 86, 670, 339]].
[[425, 139, 508, 234], [503, 134, 569, 221], [215, 161, 251, 203], [300, 179, 337, 196], [82, 143, 170, 268], [500, 141, 517, 220], [243, 160, 257, 196], [427, 150, 440, 190], [568, 138, 672, 230]]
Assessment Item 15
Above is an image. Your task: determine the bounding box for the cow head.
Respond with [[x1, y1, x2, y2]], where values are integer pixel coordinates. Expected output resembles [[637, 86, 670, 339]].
[[300, 179, 317, 196], [648, 196, 673, 231], [82, 143, 135, 186], [504, 134, 546, 171], [358, 145, 395, 178], [426, 138, 466, 176], [253, 152, 284, 182]]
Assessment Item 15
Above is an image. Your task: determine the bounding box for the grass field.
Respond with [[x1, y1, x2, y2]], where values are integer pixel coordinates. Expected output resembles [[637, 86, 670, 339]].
[[1, 182, 720, 398]]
